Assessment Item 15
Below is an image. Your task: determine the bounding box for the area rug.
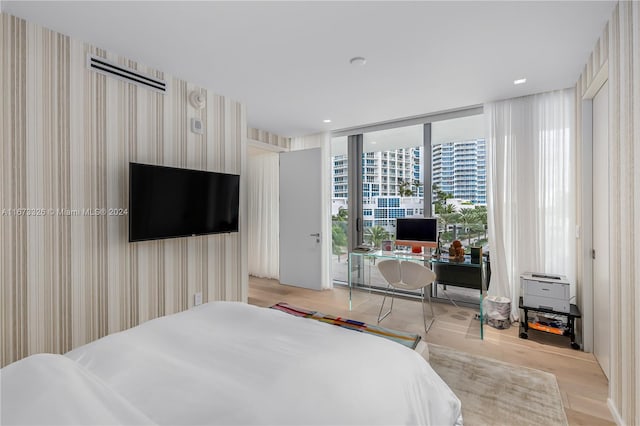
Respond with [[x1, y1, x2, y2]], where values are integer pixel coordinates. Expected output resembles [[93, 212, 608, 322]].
[[270, 302, 421, 349], [428, 344, 568, 426]]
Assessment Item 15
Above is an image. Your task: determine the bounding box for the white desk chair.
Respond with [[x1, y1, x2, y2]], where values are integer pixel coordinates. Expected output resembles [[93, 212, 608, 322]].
[[377, 259, 436, 333]]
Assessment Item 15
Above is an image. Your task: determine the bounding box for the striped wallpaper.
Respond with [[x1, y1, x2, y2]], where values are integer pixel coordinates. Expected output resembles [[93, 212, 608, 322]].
[[0, 13, 248, 368], [574, 3, 639, 424], [248, 127, 291, 150]]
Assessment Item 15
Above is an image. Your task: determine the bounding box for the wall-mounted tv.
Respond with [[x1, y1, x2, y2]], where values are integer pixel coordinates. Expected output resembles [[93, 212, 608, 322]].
[[129, 162, 240, 242]]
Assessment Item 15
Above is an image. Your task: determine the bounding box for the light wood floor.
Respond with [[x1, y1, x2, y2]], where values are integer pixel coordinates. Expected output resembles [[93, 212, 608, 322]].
[[249, 276, 614, 426]]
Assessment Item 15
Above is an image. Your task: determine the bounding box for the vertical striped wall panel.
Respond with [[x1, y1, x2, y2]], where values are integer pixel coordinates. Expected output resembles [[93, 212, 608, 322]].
[[248, 127, 291, 150], [579, 22, 609, 95], [573, 18, 610, 352], [575, 3, 639, 424], [573, 77, 582, 330], [0, 13, 248, 368]]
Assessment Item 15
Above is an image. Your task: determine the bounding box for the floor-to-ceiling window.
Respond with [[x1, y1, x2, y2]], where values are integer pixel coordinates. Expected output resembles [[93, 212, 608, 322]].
[[362, 125, 424, 248], [331, 137, 349, 283], [330, 111, 488, 305], [431, 114, 487, 305], [432, 115, 487, 248], [331, 126, 425, 285]]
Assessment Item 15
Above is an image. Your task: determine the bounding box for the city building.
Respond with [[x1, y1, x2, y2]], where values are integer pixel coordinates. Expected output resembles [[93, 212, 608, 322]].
[[332, 139, 487, 232], [332, 147, 423, 200], [432, 139, 486, 205], [332, 147, 425, 231]]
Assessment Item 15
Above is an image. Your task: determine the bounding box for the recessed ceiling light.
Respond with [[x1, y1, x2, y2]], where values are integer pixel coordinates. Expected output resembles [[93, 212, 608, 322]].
[[323, 119, 332, 123], [514, 78, 527, 85], [370, 141, 377, 145], [350, 57, 367, 66]]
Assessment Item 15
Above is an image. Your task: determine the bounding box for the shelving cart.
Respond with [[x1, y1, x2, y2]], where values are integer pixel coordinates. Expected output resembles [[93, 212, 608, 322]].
[[518, 296, 581, 350]]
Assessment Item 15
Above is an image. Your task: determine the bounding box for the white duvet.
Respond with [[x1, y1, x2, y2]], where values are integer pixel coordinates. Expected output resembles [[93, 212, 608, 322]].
[[2, 302, 462, 425], [0, 354, 154, 425]]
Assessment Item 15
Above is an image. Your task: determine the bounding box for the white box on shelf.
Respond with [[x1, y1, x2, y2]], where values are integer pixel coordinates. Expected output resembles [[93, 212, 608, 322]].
[[521, 272, 570, 313]]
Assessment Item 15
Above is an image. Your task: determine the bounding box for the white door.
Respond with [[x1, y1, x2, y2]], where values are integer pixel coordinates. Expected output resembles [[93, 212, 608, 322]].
[[279, 148, 322, 290], [593, 81, 610, 379]]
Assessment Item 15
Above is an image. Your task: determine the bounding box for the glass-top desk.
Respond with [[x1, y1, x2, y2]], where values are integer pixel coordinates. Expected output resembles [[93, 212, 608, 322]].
[[348, 250, 487, 339]]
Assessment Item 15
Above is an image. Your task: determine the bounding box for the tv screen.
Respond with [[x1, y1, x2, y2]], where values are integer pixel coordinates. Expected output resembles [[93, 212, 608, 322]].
[[395, 218, 438, 245], [129, 162, 239, 242]]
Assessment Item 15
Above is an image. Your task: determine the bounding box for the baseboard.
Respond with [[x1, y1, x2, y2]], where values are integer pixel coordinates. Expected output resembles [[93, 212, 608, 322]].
[[607, 398, 624, 426]]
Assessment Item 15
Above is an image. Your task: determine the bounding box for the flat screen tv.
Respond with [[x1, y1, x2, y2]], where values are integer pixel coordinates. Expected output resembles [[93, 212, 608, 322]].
[[129, 162, 240, 242], [395, 218, 438, 249]]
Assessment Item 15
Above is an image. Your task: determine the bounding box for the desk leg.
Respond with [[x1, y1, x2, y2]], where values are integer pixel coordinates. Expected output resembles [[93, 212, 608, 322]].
[[568, 316, 579, 350], [347, 254, 352, 311], [519, 308, 529, 339]]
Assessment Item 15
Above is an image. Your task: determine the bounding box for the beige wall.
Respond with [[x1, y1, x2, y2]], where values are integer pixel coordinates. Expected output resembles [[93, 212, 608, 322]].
[[0, 13, 248, 368], [575, 2, 639, 424]]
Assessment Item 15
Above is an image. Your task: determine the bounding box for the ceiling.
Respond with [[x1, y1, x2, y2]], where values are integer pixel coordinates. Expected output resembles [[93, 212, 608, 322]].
[[2, 1, 616, 137]]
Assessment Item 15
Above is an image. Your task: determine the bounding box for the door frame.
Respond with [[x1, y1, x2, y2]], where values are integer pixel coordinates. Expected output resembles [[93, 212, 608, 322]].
[[591, 79, 610, 379], [580, 60, 608, 353]]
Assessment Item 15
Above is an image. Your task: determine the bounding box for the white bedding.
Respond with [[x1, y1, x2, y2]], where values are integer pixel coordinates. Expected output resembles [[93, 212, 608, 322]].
[[0, 354, 154, 425], [2, 302, 462, 425]]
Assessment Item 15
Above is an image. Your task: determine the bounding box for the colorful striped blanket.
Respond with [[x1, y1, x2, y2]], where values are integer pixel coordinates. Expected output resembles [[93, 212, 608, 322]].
[[270, 302, 421, 350]]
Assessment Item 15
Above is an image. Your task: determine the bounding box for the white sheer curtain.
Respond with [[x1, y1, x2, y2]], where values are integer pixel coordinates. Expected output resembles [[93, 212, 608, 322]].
[[485, 89, 576, 320], [248, 152, 279, 279]]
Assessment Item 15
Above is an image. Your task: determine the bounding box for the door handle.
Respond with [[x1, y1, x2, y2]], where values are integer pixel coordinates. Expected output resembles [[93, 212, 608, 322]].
[[309, 233, 320, 237]]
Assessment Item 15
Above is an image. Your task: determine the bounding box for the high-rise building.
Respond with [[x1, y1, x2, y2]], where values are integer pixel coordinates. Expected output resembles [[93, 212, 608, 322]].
[[432, 139, 486, 205], [332, 140, 486, 226], [332, 156, 348, 198], [332, 148, 424, 231], [332, 148, 422, 200]]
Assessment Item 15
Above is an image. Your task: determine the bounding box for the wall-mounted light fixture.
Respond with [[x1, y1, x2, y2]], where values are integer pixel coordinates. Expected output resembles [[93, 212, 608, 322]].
[[189, 90, 206, 135], [189, 90, 206, 109]]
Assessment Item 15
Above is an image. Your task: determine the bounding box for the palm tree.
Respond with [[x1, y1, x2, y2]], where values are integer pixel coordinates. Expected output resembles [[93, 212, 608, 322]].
[[459, 209, 481, 247], [365, 226, 390, 249], [439, 212, 461, 244], [333, 207, 348, 222], [332, 208, 348, 262], [441, 203, 457, 214], [411, 179, 422, 196], [473, 206, 488, 240], [332, 224, 348, 262], [398, 179, 414, 197], [432, 183, 453, 214]]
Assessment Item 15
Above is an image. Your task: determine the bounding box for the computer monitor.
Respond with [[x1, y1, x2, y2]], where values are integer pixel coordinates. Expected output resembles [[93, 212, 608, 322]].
[[395, 218, 438, 250]]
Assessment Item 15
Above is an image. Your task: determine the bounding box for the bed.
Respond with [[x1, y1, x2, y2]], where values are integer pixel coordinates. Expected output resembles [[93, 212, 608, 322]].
[[1, 301, 463, 425]]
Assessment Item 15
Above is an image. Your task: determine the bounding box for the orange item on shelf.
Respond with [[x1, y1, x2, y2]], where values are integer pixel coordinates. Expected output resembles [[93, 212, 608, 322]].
[[528, 322, 564, 335]]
